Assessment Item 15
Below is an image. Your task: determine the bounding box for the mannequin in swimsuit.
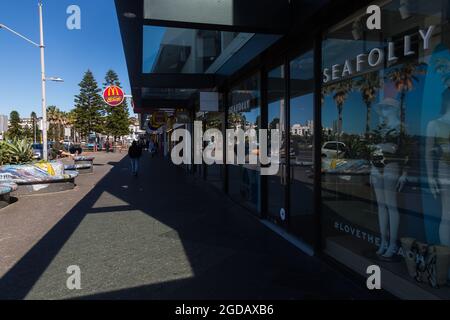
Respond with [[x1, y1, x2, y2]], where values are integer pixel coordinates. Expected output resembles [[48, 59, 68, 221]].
[[371, 98, 408, 259], [426, 89, 450, 252]]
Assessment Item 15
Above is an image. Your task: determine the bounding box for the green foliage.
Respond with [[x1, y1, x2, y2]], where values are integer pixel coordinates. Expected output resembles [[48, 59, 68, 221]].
[[7, 110, 23, 139], [342, 135, 375, 160], [0, 139, 34, 165], [47, 106, 68, 142], [103, 69, 130, 139], [30, 112, 40, 142], [73, 70, 105, 138]]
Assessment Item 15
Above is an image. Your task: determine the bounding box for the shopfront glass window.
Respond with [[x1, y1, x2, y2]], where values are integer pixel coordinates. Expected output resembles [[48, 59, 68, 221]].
[[228, 73, 261, 213], [204, 110, 225, 189], [143, 26, 254, 74], [321, 0, 450, 297], [290, 50, 315, 245], [267, 65, 286, 223]]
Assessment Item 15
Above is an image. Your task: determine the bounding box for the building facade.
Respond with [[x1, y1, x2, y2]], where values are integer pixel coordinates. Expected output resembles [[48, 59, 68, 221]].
[[116, 0, 450, 299]]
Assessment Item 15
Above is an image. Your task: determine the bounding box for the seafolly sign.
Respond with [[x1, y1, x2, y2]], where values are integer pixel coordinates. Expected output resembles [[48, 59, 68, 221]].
[[323, 25, 435, 84], [229, 99, 251, 113]]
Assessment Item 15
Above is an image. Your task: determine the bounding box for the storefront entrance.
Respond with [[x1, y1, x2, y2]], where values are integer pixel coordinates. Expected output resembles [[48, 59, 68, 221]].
[[265, 50, 317, 247]]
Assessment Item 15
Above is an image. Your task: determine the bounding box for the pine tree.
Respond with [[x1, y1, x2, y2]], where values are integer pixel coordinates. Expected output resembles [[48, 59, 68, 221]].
[[7, 110, 23, 139], [103, 69, 130, 140], [23, 125, 33, 140], [73, 70, 105, 139]]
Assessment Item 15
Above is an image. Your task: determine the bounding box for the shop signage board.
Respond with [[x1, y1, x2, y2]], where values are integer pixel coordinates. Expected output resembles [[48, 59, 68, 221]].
[[103, 85, 125, 107]]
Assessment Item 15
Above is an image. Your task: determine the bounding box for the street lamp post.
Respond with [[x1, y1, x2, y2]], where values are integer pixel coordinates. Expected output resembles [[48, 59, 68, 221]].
[[38, 1, 48, 161], [0, 1, 62, 161]]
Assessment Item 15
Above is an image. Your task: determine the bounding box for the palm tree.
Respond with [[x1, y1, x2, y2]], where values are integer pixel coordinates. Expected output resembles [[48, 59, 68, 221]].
[[30, 111, 37, 143], [59, 111, 69, 141], [356, 72, 381, 136], [67, 111, 77, 142], [386, 63, 425, 136], [46, 106, 61, 141]]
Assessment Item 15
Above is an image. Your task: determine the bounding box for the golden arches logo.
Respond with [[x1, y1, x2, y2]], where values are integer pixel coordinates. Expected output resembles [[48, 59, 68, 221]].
[[103, 85, 125, 107]]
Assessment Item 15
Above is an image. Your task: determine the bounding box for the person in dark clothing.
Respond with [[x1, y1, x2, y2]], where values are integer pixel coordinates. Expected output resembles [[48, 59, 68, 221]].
[[105, 139, 111, 153], [128, 141, 142, 176]]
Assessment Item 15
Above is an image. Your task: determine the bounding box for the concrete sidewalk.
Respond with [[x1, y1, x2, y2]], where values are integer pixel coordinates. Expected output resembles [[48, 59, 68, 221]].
[[0, 152, 389, 299]]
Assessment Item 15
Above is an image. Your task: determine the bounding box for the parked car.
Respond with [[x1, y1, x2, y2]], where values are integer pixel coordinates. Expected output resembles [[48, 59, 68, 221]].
[[31, 143, 53, 160], [86, 143, 103, 151], [321, 141, 347, 159]]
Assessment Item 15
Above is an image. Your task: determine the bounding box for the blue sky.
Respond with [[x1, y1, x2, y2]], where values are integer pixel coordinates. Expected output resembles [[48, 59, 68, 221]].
[[0, 0, 131, 118]]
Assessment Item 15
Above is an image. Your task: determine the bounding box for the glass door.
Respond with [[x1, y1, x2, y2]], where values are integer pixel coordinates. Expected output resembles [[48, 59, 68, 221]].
[[266, 64, 288, 226], [289, 50, 316, 246]]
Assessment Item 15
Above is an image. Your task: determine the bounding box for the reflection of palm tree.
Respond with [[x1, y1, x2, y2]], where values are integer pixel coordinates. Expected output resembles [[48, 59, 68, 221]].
[[356, 72, 380, 136], [387, 63, 425, 135], [228, 112, 245, 130], [332, 80, 353, 136]]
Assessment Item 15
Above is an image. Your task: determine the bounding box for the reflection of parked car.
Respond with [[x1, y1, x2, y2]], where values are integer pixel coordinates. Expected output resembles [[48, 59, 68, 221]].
[[321, 141, 347, 159]]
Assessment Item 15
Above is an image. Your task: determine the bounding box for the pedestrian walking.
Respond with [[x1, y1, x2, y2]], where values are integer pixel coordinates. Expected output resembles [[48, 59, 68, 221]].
[[128, 141, 142, 176], [105, 139, 111, 153]]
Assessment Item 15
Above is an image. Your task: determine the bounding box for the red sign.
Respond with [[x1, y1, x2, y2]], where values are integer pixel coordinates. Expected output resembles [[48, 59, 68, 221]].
[[103, 85, 125, 107]]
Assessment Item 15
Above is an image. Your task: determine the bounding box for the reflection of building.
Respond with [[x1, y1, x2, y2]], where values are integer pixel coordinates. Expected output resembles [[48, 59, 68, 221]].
[[291, 121, 313, 136], [116, 0, 450, 299]]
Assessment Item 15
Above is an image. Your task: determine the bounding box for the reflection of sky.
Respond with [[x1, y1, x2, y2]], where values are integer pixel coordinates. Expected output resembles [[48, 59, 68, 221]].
[[291, 94, 314, 125], [321, 71, 439, 136], [268, 101, 281, 122], [143, 26, 166, 73], [244, 108, 260, 124], [322, 39, 381, 68], [321, 38, 450, 137]]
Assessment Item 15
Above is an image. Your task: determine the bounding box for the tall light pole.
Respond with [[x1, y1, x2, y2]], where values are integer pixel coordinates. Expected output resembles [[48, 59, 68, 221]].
[[0, 1, 62, 161], [38, 1, 48, 161]]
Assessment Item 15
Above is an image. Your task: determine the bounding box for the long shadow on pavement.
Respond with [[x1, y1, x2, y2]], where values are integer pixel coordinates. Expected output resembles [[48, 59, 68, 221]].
[[0, 154, 389, 299]]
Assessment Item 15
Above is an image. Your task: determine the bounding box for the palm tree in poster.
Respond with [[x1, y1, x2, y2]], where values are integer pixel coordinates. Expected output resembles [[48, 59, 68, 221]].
[[356, 72, 381, 136], [386, 63, 425, 136]]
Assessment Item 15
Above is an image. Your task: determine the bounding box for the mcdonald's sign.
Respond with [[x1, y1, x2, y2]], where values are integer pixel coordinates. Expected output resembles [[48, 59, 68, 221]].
[[103, 85, 125, 107]]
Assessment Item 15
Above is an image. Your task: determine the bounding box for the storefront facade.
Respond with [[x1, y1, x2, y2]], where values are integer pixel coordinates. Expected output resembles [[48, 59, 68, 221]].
[[116, 0, 450, 299]]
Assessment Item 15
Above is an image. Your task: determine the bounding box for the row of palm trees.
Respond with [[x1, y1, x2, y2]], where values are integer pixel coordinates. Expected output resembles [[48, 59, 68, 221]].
[[323, 62, 424, 138], [46, 106, 73, 142]]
